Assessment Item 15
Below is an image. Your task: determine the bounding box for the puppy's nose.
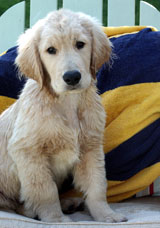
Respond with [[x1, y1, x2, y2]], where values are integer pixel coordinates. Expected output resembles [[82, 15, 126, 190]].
[[63, 70, 81, 86]]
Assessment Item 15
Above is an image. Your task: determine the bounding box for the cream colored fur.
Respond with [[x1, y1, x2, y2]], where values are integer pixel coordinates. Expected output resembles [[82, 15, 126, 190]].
[[0, 9, 126, 223]]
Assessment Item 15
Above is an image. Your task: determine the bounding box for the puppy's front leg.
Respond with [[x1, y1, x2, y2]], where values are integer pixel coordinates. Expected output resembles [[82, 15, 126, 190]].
[[9, 147, 71, 223], [73, 145, 127, 223]]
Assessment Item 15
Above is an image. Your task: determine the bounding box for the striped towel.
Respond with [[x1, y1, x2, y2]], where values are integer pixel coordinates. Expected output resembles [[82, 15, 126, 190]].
[[99, 26, 160, 202]]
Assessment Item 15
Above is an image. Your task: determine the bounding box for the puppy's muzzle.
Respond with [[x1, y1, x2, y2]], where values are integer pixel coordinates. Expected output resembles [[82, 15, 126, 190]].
[[63, 70, 81, 86]]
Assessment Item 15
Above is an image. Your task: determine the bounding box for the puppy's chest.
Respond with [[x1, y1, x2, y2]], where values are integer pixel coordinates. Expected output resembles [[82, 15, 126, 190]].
[[45, 101, 85, 175]]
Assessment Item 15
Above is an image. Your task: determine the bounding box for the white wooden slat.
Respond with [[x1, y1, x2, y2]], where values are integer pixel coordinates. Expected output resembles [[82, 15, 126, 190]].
[[140, 1, 160, 30], [0, 2, 25, 53], [108, 0, 135, 26], [63, 0, 103, 23], [30, 0, 58, 27]]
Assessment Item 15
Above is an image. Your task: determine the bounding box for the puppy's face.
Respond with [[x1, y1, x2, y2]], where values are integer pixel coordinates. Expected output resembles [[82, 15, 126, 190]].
[[16, 10, 111, 95], [39, 13, 92, 94]]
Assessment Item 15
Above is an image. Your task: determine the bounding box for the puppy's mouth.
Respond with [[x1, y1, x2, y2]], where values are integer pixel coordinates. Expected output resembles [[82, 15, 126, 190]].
[[66, 84, 81, 91]]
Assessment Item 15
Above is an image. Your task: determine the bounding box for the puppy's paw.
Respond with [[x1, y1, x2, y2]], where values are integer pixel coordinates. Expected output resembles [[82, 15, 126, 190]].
[[98, 211, 127, 223], [61, 215, 73, 222], [37, 202, 73, 223], [87, 200, 127, 223], [60, 197, 84, 214], [16, 204, 36, 219]]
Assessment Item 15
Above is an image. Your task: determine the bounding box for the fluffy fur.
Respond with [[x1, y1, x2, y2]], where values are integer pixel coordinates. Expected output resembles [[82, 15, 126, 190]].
[[0, 9, 126, 223]]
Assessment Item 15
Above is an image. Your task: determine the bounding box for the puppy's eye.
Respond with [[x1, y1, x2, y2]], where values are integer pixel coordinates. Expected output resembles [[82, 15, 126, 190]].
[[76, 41, 85, 49], [47, 47, 57, 54]]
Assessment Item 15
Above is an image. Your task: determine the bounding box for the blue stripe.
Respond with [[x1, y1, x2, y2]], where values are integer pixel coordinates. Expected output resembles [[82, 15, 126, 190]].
[[0, 46, 26, 99], [105, 118, 160, 181], [97, 28, 160, 94]]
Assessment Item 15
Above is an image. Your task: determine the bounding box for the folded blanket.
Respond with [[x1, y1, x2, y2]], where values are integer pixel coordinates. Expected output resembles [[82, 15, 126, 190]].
[[0, 26, 160, 202]]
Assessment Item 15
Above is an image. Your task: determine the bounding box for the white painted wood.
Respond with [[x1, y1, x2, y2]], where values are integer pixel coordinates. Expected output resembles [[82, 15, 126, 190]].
[[1, 0, 160, 54], [63, 0, 103, 23], [108, 0, 135, 26], [30, 0, 58, 27], [140, 1, 160, 30], [0, 2, 25, 53]]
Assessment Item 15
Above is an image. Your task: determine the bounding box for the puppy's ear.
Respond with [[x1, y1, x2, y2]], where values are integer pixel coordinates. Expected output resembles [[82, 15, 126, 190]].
[[90, 24, 112, 79], [15, 21, 44, 87], [80, 14, 112, 79]]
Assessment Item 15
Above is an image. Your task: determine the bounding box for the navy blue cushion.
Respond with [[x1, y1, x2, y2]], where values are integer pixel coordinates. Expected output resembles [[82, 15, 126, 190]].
[[0, 47, 26, 99], [97, 28, 160, 94]]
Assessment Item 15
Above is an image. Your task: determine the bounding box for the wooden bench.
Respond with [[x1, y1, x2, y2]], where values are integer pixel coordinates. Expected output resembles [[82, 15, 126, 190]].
[[0, 0, 160, 53]]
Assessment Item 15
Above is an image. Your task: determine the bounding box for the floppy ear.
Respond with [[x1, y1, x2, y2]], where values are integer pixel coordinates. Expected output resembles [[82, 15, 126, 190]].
[[15, 22, 44, 87], [79, 13, 112, 78], [90, 24, 112, 79]]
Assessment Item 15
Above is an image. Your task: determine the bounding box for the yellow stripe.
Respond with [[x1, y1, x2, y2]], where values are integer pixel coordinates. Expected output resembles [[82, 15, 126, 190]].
[[0, 96, 16, 114], [60, 163, 160, 202], [107, 162, 160, 202], [103, 26, 157, 38], [0, 51, 7, 57], [101, 83, 160, 153]]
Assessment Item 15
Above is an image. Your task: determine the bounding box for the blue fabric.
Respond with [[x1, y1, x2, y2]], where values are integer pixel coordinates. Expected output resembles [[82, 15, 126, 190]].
[[97, 28, 160, 181], [105, 118, 160, 181], [97, 28, 160, 94], [0, 46, 25, 99]]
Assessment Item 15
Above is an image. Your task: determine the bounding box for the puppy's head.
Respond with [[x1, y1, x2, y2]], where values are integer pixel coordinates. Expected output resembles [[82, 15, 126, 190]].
[[16, 9, 111, 94]]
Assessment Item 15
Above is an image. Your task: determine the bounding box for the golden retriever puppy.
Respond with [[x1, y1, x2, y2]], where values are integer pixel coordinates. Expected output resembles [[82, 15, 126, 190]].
[[0, 9, 126, 223]]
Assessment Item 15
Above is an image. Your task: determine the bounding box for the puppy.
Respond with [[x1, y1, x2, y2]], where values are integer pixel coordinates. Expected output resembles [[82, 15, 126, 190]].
[[0, 9, 126, 223]]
